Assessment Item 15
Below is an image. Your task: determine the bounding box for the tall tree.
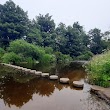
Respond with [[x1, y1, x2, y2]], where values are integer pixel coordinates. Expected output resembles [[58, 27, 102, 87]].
[[36, 13, 55, 33], [61, 22, 88, 57], [55, 23, 67, 51], [88, 28, 107, 54], [0, 0, 29, 47]]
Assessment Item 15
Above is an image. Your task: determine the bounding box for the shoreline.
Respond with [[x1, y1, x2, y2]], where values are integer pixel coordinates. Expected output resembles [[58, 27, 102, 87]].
[[91, 85, 110, 105]]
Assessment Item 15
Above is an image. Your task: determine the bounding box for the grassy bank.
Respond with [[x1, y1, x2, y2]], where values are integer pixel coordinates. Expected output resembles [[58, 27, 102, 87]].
[[86, 51, 110, 87]]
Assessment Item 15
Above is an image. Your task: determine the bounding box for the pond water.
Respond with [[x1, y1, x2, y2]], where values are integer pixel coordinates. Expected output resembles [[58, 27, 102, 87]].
[[0, 62, 110, 110]]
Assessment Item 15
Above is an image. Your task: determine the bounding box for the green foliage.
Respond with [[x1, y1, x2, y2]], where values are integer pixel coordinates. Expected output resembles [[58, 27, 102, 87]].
[[86, 50, 110, 87], [44, 47, 54, 54], [36, 13, 55, 33], [0, 0, 109, 64], [0, 47, 5, 61], [77, 51, 93, 60], [0, 47, 5, 54], [40, 54, 56, 65], [0, 0, 29, 47], [8, 39, 55, 64], [55, 52, 73, 64], [2, 52, 21, 63], [26, 27, 43, 45], [55, 22, 90, 58], [88, 28, 107, 54]]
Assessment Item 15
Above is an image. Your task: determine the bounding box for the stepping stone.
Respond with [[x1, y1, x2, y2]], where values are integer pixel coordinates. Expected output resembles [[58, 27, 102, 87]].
[[30, 70, 36, 74], [17, 67, 23, 70], [73, 81, 84, 88], [42, 73, 49, 77], [24, 69, 30, 73], [50, 75, 58, 80], [35, 71, 42, 76], [60, 78, 69, 84]]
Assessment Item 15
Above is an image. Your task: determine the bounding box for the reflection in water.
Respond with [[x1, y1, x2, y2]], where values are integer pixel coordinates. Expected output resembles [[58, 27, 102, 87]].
[[0, 76, 82, 108], [0, 63, 110, 110]]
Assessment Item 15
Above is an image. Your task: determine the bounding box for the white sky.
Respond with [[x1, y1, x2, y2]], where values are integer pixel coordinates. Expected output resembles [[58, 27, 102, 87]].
[[0, 0, 110, 32]]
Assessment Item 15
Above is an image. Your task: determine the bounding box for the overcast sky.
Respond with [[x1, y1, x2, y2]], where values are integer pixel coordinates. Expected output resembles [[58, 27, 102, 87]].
[[1, 0, 110, 32]]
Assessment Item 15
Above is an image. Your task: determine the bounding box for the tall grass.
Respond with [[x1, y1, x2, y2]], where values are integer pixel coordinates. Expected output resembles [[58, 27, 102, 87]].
[[86, 50, 110, 87]]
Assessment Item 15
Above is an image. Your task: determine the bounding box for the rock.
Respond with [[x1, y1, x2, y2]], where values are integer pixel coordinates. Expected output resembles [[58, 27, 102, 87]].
[[60, 78, 69, 84], [50, 75, 58, 80], [35, 71, 42, 76], [91, 85, 110, 105], [17, 67, 23, 70], [42, 73, 49, 77], [30, 70, 36, 74], [24, 69, 30, 73], [91, 85, 105, 92], [73, 81, 84, 88]]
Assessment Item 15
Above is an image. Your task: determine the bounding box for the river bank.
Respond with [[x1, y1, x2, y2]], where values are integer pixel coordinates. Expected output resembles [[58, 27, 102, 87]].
[[91, 85, 110, 105]]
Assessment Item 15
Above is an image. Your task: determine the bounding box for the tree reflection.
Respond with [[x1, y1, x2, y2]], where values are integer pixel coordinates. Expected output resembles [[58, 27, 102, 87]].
[[0, 62, 86, 108], [0, 77, 36, 108], [0, 76, 61, 108]]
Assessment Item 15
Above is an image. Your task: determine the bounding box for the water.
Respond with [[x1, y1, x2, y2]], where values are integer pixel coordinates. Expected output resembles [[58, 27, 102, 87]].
[[0, 62, 110, 110]]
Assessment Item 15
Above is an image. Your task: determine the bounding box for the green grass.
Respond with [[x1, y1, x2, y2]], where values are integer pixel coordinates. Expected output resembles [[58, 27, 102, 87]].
[[86, 50, 110, 87]]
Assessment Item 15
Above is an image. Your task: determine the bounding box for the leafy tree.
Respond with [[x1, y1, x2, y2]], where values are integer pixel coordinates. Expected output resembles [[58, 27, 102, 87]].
[[55, 23, 67, 52], [103, 31, 110, 49], [36, 13, 55, 33], [89, 28, 107, 54], [26, 27, 43, 45], [0, 0, 29, 47], [62, 22, 88, 57]]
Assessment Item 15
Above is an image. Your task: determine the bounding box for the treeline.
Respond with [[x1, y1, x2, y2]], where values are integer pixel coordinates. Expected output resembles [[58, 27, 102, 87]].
[[0, 0, 110, 64]]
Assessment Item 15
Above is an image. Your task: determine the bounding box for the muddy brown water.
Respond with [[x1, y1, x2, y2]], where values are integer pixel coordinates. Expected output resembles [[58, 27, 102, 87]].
[[0, 62, 110, 110]]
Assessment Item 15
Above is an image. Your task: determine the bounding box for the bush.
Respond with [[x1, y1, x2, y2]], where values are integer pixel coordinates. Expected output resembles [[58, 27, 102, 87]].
[[40, 54, 56, 65], [44, 47, 53, 54], [55, 52, 73, 64], [0, 48, 5, 61], [86, 50, 110, 87], [77, 51, 93, 60], [7, 40, 56, 64], [2, 52, 21, 64]]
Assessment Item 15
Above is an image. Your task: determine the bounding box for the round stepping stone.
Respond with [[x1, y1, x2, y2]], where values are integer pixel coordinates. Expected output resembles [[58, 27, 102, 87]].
[[60, 78, 69, 84], [50, 75, 58, 80], [35, 71, 42, 76], [42, 73, 49, 77], [73, 81, 84, 88]]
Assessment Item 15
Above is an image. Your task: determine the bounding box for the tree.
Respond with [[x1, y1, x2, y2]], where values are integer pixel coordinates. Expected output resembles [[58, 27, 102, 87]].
[[88, 28, 107, 54], [36, 13, 55, 33], [55, 23, 67, 51], [26, 27, 43, 46], [61, 22, 88, 58], [0, 0, 29, 47]]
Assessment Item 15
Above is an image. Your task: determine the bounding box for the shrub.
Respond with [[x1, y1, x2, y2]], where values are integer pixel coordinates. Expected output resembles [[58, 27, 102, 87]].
[[2, 52, 21, 64], [55, 52, 73, 64], [0, 48, 5, 61], [86, 50, 110, 87], [39, 54, 56, 65], [7, 40, 56, 64], [77, 51, 93, 60], [44, 47, 53, 54]]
